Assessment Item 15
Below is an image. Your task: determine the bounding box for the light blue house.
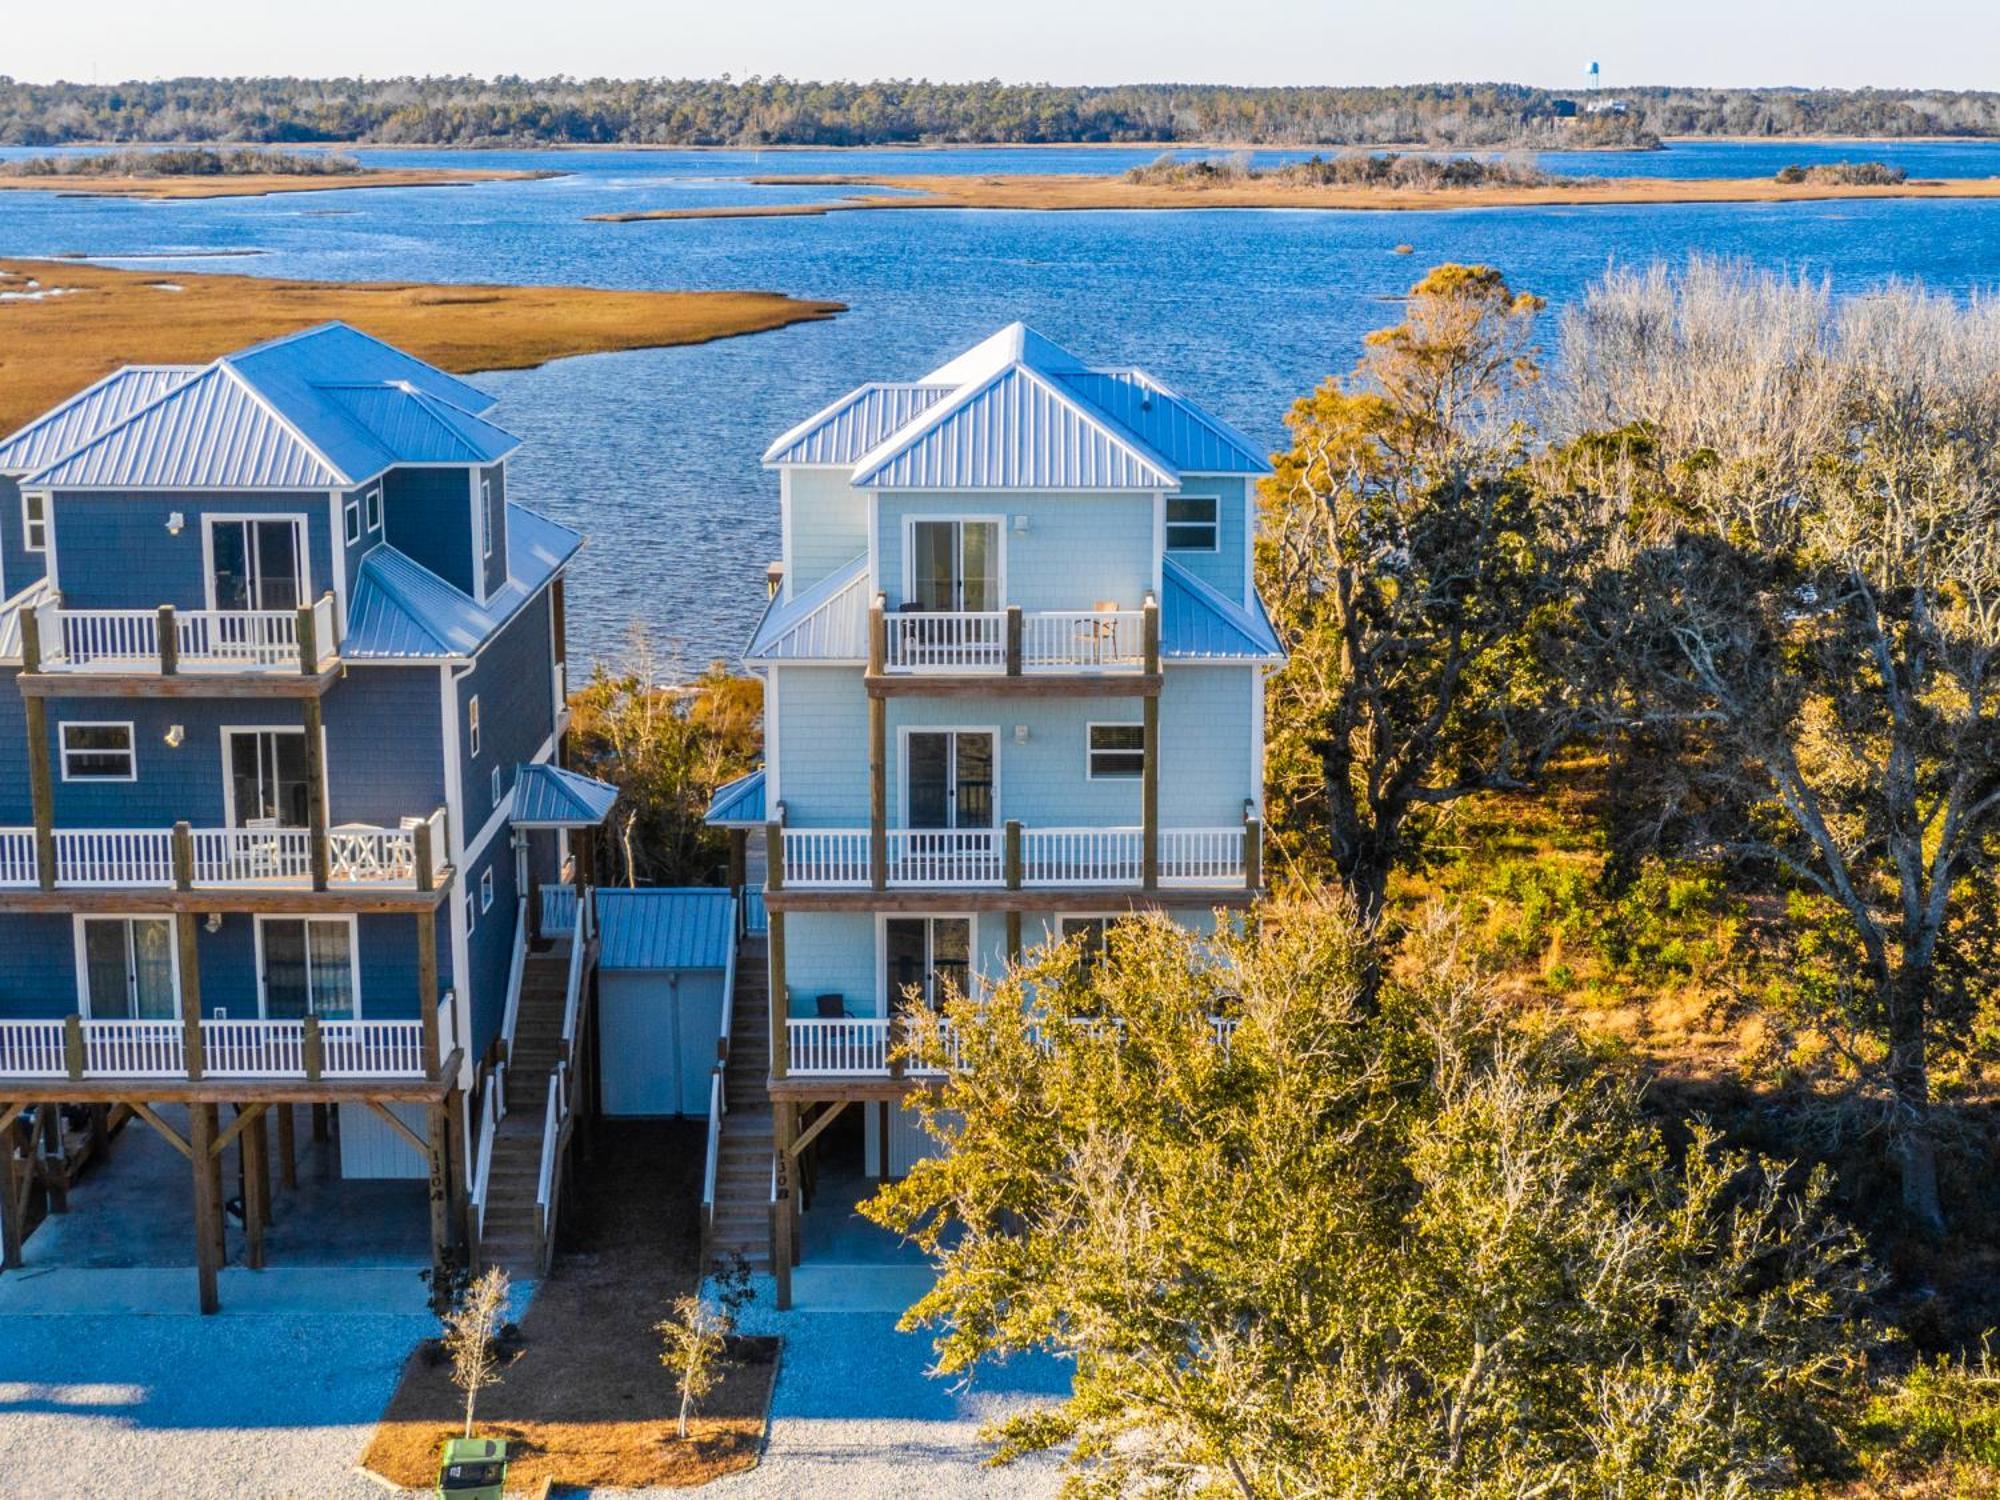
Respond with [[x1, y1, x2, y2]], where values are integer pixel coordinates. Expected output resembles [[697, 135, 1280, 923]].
[[0, 324, 617, 1308], [708, 324, 1283, 1302]]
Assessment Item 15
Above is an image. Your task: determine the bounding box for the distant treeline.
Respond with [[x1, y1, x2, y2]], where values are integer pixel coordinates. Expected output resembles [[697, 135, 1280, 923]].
[[2, 77, 1998, 148], [1, 146, 364, 176]]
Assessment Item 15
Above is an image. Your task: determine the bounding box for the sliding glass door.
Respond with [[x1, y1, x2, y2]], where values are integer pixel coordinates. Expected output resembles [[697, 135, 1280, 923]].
[[209, 517, 304, 612], [909, 519, 998, 612], [905, 731, 995, 830], [79, 917, 179, 1020], [259, 917, 358, 1019], [226, 728, 312, 827], [885, 917, 973, 1012]]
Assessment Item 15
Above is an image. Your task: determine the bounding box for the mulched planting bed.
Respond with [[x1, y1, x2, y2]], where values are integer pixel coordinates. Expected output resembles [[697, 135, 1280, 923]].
[[362, 1120, 778, 1491]]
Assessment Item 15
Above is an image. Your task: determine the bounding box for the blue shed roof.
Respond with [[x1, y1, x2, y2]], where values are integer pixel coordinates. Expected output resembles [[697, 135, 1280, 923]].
[[595, 888, 737, 971], [771, 322, 1271, 491], [513, 764, 619, 828], [0, 365, 200, 476], [343, 503, 582, 659], [705, 768, 766, 827], [23, 322, 516, 491], [1160, 557, 1286, 661]]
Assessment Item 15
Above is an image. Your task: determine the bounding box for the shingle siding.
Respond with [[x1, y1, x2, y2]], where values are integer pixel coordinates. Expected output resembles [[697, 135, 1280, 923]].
[[0, 475, 42, 602], [771, 666, 869, 825], [788, 468, 869, 597], [1167, 476, 1250, 606], [479, 464, 508, 600], [383, 467, 476, 598], [462, 838, 517, 1051], [876, 491, 1156, 612], [0, 915, 79, 1017], [48, 491, 335, 612], [455, 586, 555, 839], [780, 911, 876, 1017], [325, 667, 447, 824]]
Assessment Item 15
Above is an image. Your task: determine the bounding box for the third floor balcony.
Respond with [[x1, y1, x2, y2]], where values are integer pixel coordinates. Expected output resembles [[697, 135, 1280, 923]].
[[19, 592, 340, 697]]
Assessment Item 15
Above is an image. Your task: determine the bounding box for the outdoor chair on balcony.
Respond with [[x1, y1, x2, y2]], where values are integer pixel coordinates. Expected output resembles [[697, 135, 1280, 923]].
[[241, 817, 283, 881], [814, 993, 852, 1020]]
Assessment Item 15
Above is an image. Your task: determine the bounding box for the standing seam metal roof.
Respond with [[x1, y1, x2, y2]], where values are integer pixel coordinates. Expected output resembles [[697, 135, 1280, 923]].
[[1160, 556, 1286, 660], [0, 365, 201, 475], [763, 383, 955, 466], [595, 888, 737, 971], [512, 764, 619, 827]]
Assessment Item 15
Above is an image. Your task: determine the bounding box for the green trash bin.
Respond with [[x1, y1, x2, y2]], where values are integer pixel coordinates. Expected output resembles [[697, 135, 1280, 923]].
[[437, 1436, 508, 1499]]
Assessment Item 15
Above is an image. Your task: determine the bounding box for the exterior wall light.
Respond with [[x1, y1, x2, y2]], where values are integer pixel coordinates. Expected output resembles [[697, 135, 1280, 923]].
[[1014, 724, 1030, 744], [167, 511, 185, 535], [164, 724, 184, 747], [1012, 514, 1029, 533]]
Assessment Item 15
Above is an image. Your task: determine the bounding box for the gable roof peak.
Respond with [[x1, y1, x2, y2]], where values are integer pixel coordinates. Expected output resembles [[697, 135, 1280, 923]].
[[922, 321, 1088, 387]]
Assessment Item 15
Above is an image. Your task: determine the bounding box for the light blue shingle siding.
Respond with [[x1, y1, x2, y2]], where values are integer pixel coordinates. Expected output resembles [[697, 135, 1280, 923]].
[[876, 491, 1156, 613], [382, 467, 477, 598], [1160, 667, 1259, 824], [0, 915, 80, 1017], [781, 911, 877, 1017], [456, 587, 556, 838], [771, 667, 870, 825], [788, 469, 869, 597], [49, 491, 336, 613], [1166, 477, 1250, 606]]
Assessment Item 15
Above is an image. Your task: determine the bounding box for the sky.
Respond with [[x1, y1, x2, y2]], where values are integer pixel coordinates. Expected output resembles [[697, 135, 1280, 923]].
[[5, 0, 1996, 91]]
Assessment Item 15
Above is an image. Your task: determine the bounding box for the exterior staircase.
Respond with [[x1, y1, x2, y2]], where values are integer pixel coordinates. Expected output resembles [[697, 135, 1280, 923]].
[[707, 933, 775, 1273], [476, 942, 573, 1274]]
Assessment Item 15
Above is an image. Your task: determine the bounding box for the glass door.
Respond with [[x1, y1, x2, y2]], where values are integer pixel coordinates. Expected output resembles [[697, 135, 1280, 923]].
[[210, 517, 304, 612], [79, 917, 179, 1019], [227, 729, 312, 827], [909, 520, 998, 611], [259, 918, 357, 1019], [885, 917, 973, 1012], [904, 731, 994, 830]]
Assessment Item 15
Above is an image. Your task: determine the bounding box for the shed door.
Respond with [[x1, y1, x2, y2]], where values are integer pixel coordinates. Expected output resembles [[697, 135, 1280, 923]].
[[599, 974, 684, 1116]]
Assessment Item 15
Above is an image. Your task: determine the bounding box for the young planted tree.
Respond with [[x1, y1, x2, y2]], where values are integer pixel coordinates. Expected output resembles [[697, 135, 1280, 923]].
[[1555, 259, 2000, 1233], [1260, 265, 1586, 926], [867, 903, 1874, 1498], [441, 1265, 511, 1440], [657, 1294, 732, 1441]]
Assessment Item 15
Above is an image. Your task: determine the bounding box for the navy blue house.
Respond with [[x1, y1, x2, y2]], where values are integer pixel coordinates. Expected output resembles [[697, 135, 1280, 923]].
[[0, 324, 616, 1308]]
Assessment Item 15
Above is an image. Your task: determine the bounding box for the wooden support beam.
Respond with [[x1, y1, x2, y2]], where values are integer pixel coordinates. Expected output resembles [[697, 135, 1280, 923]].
[[1006, 910, 1022, 963], [126, 1100, 194, 1161], [864, 671, 1162, 699], [24, 694, 54, 893], [210, 1100, 269, 1159], [773, 1101, 794, 1312], [302, 696, 329, 892], [1244, 810, 1262, 891], [767, 886, 1256, 915], [1005, 605, 1023, 676], [176, 911, 205, 1082], [868, 695, 887, 893], [877, 1101, 891, 1180], [312, 1102, 329, 1142], [189, 1103, 222, 1314], [727, 828, 746, 895], [242, 1106, 268, 1270], [444, 1088, 468, 1255], [784, 1097, 850, 1160], [365, 1099, 429, 1157], [276, 1102, 297, 1191], [17, 664, 342, 700], [1141, 696, 1160, 892], [157, 605, 179, 676], [767, 908, 788, 1079], [417, 910, 440, 1081], [0, 1114, 22, 1271], [426, 1101, 451, 1302], [0, 884, 452, 917]]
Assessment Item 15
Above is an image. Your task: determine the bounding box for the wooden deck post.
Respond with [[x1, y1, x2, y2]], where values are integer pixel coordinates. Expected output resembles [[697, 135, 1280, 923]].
[[301, 1016, 324, 1082], [296, 598, 319, 676], [157, 605, 178, 676], [242, 1105, 268, 1269], [444, 1087, 468, 1255], [1142, 596, 1160, 891], [302, 697, 329, 892], [276, 1102, 297, 1191], [1005, 819, 1023, 962], [1244, 808, 1262, 891], [773, 1102, 794, 1311], [1005, 605, 1023, 676], [190, 1103, 222, 1314], [22, 599, 54, 888], [417, 910, 441, 1083], [174, 830, 205, 1080], [425, 1100, 451, 1305], [311, 1103, 329, 1143], [0, 1115, 23, 1271], [727, 827, 746, 896], [767, 910, 788, 1079]]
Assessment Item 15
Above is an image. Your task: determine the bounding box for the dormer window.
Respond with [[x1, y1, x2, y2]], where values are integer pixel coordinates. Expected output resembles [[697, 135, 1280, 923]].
[[22, 492, 46, 553], [1166, 496, 1219, 552], [365, 483, 382, 533]]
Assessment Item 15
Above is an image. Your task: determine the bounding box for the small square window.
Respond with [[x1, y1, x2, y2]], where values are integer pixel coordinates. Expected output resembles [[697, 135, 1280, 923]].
[[23, 491, 47, 553], [60, 722, 135, 781], [467, 696, 481, 758], [480, 478, 494, 560], [490, 765, 502, 804], [480, 866, 495, 913], [1166, 496, 1219, 552], [1087, 723, 1145, 780], [465, 888, 477, 935], [364, 484, 382, 533], [343, 500, 361, 546]]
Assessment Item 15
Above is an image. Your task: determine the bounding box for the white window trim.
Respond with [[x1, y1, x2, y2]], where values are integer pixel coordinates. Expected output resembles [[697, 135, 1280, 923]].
[[895, 724, 1000, 829], [480, 477, 495, 561], [71, 914, 182, 1020], [467, 695, 482, 758], [898, 514, 1006, 610], [59, 720, 136, 782], [874, 911, 980, 1018], [1165, 493, 1221, 553], [343, 499, 361, 546], [199, 513, 312, 613], [364, 482, 383, 534], [22, 489, 48, 554], [465, 886, 478, 936], [252, 913, 363, 1020], [1085, 721, 1146, 782], [219, 724, 326, 829], [480, 865, 494, 913], [490, 764, 502, 805]]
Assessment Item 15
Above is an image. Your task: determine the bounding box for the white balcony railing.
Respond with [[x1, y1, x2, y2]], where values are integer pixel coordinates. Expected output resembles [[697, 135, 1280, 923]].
[[879, 607, 1149, 675], [0, 813, 448, 891], [33, 596, 336, 676], [0, 1015, 432, 1080], [784, 1012, 1235, 1078], [777, 824, 1254, 890]]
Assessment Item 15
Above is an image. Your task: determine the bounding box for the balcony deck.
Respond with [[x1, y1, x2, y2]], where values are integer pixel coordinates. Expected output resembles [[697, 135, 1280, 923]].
[[18, 598, 341, 698], [864, 600, 1162, 698]]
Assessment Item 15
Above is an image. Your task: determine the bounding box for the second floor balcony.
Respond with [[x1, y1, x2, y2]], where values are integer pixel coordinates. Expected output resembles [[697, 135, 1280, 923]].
[[868, 593, 1159, 695], [0, 809, 449, 896]]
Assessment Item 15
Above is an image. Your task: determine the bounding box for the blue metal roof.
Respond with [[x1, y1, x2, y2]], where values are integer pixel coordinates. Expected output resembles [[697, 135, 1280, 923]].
[[853, 364, 1180, 491], [343, 503, 583, 659], [744, 553, 869, 662], [513, 764, 619, 827], [705, 768, 766, 827], [0, 365, 200, 475], [595, 888, 737, 971], [23, 323, 516, 491], [763, 383, 954, 466], [1161, 557, 1286, 661], [1055, 371, 1270, 476]]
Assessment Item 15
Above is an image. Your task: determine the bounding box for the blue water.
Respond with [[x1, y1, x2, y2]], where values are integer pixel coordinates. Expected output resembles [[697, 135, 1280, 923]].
[[3, 141, 1999, 666]]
